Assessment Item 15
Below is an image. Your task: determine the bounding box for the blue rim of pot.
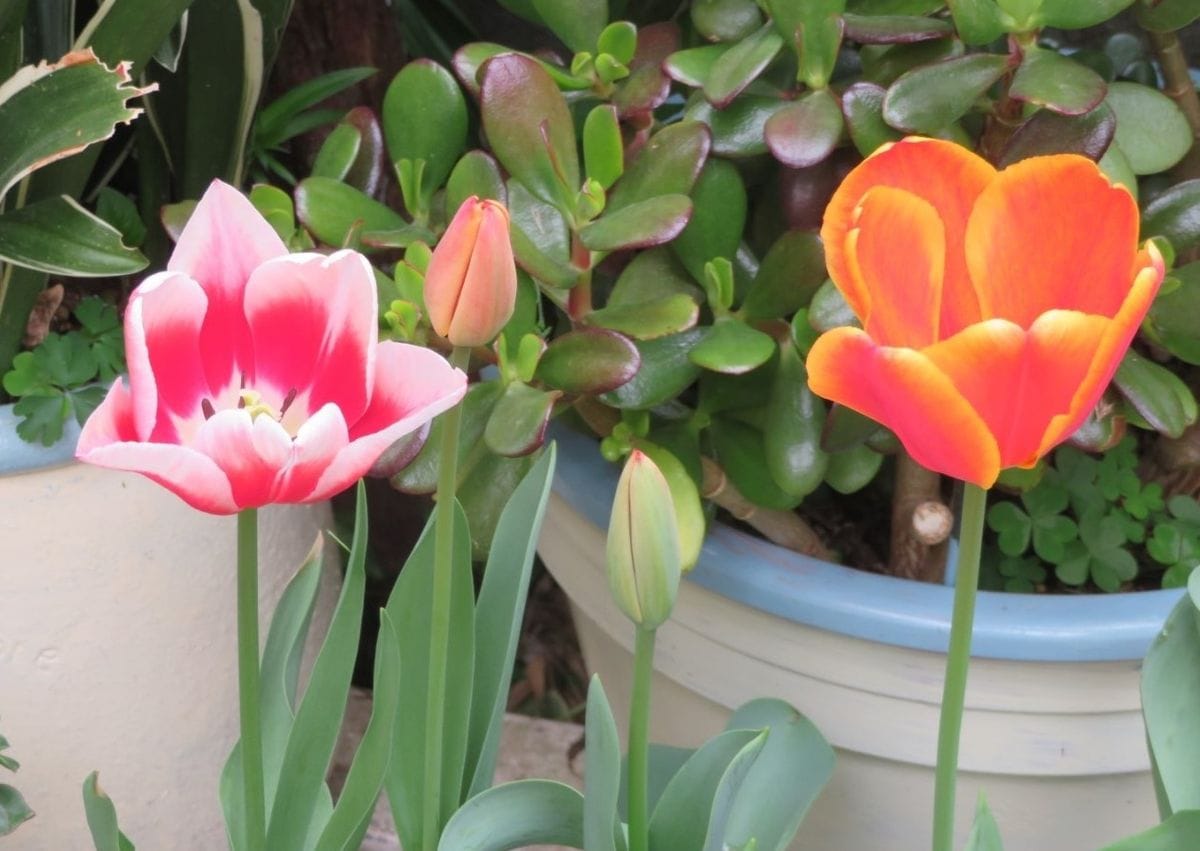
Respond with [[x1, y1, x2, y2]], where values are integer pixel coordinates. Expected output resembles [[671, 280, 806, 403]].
[[550, 424, 1182, 663], [0, 400, 84, 476]]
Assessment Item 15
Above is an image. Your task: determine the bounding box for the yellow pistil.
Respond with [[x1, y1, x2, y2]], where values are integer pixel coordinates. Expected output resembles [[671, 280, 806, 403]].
[[238, 389, 278, 422]]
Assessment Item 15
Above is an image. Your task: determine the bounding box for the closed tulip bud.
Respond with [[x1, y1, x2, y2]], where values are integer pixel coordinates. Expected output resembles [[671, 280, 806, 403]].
[[606, 450, 682, 630], [424, 196, 517, 347]]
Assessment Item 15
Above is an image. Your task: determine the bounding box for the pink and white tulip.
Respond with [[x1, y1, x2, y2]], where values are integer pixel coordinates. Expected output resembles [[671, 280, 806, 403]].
[[76, 181, 467, 514]]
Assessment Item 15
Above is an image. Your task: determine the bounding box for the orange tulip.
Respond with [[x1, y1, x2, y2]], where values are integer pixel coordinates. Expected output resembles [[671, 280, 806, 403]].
[[807, 137, 1164, 488], [424, 196, 518, 347]]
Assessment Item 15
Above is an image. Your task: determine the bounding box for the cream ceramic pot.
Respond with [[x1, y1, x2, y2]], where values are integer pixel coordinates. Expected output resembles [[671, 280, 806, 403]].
[[0, 406, 336, 850], [540, 426, 1179, 851]]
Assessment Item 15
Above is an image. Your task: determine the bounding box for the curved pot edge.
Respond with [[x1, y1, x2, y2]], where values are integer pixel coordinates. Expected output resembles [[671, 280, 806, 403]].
[[549, 424, 1182, 663], [0, 402, 82, 476]]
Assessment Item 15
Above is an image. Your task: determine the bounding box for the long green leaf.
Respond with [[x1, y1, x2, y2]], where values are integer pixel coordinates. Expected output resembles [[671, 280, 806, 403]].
[[465, 444, 557, 797], [582, 676, 624, 851], [1101, 810, 1200, 850], [264, 482, 369, 849], [385, 501, 476, 850], [313, 610, 403, 851], [647, 730, 760, 851], [702, 732, 768, 851], [82, 772, 135, 851], [180, 0, 263, 194], [962, 794, 1004, 851], [721, 699, 835, 851], [255, 67, 375, 150], [76, 0, 194, 75], [0, 51, 150, 198], [1142, 584, 1200, 817], [0, 196, 147, 276], [437, 780, 585, 850]]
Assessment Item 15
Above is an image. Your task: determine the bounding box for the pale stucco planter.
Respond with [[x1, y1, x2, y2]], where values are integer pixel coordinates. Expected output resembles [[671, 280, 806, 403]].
[[0, 405, 337, 850], [539, 426, 1181, 851]]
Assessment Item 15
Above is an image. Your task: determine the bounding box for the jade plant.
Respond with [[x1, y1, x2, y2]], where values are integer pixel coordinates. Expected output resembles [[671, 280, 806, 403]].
[[280, 0, 1200, 592]]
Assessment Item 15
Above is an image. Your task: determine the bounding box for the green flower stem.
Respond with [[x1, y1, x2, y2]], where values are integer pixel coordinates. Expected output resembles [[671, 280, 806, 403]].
[[421, 345, 471, 851], [931, 483, 988, 851], [628, 626, 657, 851], [236, 507, 266, 851]]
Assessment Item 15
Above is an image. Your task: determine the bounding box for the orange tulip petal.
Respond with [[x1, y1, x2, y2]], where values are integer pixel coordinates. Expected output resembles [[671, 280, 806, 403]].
[[965, 155, 1139, 328], [807, 326, 1001, 486], [922, 315, 1111, 470], [845, 186, 945, 348], [1035, 248, 1164, 459], [822, 137, 995, 338]]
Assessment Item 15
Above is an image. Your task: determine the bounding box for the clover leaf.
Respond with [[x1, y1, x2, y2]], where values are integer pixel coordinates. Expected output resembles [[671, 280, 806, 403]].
[[1055, 511, 1138, 592], [1148, 494, 1200, 588]]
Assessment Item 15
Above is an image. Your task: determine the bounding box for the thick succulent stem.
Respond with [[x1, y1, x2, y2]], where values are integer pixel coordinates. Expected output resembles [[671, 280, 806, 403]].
[[889, 452, 949, 582]]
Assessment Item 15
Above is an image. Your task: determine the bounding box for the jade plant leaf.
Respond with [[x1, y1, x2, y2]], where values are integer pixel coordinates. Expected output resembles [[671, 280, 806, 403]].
[[711, 416, 803, 510], [860, 39, 964, 86], [1037, 0, 1134, 28], [391, 382, 504, 494], [607, 121, 710, 212], [692, 0, 763, 41], [481, 53, 580, 214], [311, 122, 361, 182], [536, 328, 640, 395], [579, 195, 693, 252], [841, 82, 903, 156], [741, 230, 826, 320], [531, 0, 606, 53], [609, 248, 702, 306], [507, 180, 577, 288], [582, 677, 623, 851], [294, 177, 411, 249], [1009, 48, 1107, 116], [840, 13, 954, 43], [0, 49, 150, 198], [446, 150, 507, 213], [601, 328, 706, 409], [0, 196, 147, 276], [1142, 181, 1200, 255], [438, 780, 585, 850], [765, 88, 844, 168], [824, 443, 883, 494], [883, 52, 1013, 133], [1136, 0, 1200, 31], [664, 43, 733, 88], [689, 319, 776, 375], [766, 0, 845, 88], [703, 22, 784, 108], [945, 0, 1006, 44], [684, 92, 785, 158], [453, 42, 590, 97], [765, 345, 829, 499], [382, 60, 468, 212], [1114, 350, 1198, 438], [484, 383, 561, 457], [999, 102, 1115, 166], [612, 22, 678, 118], [1106, 82, 1193, 175], [671, 158, 746, 283], [1147, 262, 1200, 364], [587, 294, 700, 340], [583, 104, 624, 190]]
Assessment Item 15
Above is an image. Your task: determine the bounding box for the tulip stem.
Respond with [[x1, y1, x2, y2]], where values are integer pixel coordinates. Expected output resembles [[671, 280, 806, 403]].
[[628, 626, 656, 851], [931, 483, 987, 851], [236, 508, 266, 851], [422, 345, 471, 851]]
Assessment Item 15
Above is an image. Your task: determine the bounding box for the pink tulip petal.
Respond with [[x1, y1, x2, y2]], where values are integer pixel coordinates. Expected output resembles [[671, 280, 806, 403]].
[[244, 250, 377, 423], [274, 403, 352, 503], [124, 271, 211, 442], [77, 393, 238, 515], [192, 409, 290, 508], [308, 342, 467, 499], [424, 199, 482, 337], [169, 182, 287, 391]]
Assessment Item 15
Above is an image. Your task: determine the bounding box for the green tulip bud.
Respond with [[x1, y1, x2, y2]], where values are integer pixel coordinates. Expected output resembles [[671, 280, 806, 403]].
[[606, 450, 682, 629]]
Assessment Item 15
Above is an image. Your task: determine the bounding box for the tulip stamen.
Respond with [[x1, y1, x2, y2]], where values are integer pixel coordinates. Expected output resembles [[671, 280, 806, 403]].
[[279, 387, 298, 418], [201, 398, 216, 420]]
